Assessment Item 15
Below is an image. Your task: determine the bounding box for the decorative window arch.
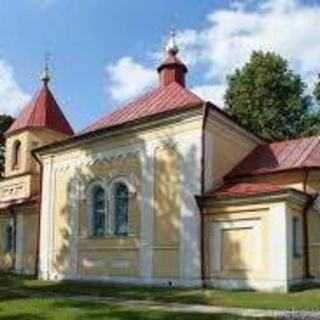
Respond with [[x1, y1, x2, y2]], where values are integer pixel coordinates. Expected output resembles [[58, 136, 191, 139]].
[[87, 182, 107, 237], [12, 140, 21, 169], [5, 224, 13, 253]]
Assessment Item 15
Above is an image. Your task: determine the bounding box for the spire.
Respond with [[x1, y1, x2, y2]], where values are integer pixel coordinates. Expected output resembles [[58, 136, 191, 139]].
[[166, 29, 179, 56], [40, 53, 51, 86], [6, 67, 74, 136], [157, 29, 188, 87]]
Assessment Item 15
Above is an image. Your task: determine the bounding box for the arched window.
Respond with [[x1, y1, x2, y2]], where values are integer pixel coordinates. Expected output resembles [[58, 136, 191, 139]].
[[5, 224, 13, 253], [91, 185, 106, 236], [12, 140, 21, 169], [113, 183, 129, 236]]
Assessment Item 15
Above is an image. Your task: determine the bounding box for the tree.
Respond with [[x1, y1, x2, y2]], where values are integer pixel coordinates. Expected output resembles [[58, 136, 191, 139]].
[[313, 74, 320, 105], [224, 51, 316, 141], [0, 115, 14, 177]]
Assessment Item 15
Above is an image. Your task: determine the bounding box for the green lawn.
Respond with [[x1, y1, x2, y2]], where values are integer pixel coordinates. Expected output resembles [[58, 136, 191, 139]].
[[0, 298, 269, 320], [0, 273, 319, 318]]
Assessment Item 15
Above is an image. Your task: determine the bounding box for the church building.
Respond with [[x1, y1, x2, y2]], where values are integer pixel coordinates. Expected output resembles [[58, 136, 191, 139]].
[[0, 33, 320, 292]]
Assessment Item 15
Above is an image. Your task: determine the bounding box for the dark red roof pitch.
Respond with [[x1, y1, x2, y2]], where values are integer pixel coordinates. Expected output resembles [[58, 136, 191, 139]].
[[7, 84, 74, 136], [83, 81, 203, 134], [206, 182, 284, 198], [227, 136, 320, 179]]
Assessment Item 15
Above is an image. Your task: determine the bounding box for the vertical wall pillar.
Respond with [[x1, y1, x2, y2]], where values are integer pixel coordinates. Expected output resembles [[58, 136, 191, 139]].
[[269, 202, 289, 292], [139, 143, 155, 282], [178, 132, 202, 286], [39, 156, 54, 280], [65, 176, 80, 279]]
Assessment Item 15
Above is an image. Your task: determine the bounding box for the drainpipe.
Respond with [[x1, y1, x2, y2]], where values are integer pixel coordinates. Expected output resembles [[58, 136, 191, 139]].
[[33, 151, 43, 277], [199, 103, 209, 287]]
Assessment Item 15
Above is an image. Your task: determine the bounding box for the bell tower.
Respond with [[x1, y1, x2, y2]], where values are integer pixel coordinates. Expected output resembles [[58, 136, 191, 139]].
[[157, 30, 188, 87], [0, 63, 73, 275]]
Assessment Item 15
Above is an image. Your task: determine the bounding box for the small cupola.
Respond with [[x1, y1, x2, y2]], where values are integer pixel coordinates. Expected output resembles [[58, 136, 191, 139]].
[[157, 30, 188, 87]]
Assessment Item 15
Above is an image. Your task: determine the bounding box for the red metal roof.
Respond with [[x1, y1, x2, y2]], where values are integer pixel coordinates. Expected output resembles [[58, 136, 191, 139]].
[[207, 182, 284, 198], [227, 137, 320, 179], [7, 84, 74, 136], [83, 81, 203, 133]]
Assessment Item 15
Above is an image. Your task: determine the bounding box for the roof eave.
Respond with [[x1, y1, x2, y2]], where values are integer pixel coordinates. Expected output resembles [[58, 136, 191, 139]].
[[225, 166, 320, 181], [5, 125, 74, 138], [33, 102, 205, 156], [196, 187, 310, 207]]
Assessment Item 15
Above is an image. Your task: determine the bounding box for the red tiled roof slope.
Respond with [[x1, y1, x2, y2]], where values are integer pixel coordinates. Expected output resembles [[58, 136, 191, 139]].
[[83, 81, 203, 133], [7, 85, 74, 136], [227, 136, 320, 179], [207, 182, 284, 198]]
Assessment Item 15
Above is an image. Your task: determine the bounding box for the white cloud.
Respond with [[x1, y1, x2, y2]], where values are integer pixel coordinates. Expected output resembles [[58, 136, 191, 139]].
[[181, 0, 320, 105], [0, 60, 29, 115], [105, 56, 156, 103], [192, 84, 226, 106], [106, 0, 320, 106]]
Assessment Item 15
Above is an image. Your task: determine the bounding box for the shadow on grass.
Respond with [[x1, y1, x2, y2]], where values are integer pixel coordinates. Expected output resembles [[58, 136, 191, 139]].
[[51, 300, 273, 320], [1, 273, 320, 313], [0, 314, 48, 320]]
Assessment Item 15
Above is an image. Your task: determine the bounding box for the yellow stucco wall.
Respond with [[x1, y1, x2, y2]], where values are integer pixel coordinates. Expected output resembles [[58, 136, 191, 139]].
[[20, 210, 39, 274], [248, 172, 305, 191], [40, 110, 203, 280], [153, 145, 181, 278], [5, 129, 68, 178], [308, 209, 320, 278], [0, 127, 69, 275], [203, 204, 270, 282], [52, 154, 141, 278], [204, 112, 259, 190]]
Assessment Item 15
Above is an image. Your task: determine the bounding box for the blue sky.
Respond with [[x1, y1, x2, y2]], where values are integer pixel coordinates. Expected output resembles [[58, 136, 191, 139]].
[[1, 0, 320, 131]]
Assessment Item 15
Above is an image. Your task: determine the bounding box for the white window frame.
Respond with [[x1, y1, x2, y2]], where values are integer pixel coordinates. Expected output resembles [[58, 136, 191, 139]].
[[109, 176, 135, 236], [87, 181, 108, 237], [292, 216, 302, 258]]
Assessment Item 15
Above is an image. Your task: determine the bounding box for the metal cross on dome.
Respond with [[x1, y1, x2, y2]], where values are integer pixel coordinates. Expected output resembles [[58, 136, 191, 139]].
[[166, 28, 179, 56], [40, 52, 51, 86]]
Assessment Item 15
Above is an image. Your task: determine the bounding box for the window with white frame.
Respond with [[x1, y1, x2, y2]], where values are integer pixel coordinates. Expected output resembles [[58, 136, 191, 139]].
[[5, 224, 13, 253], [91, 184, 106, 237], [292, 216, 302, 258], [87, 177, 133, 238], [113, 182, 129, 236]]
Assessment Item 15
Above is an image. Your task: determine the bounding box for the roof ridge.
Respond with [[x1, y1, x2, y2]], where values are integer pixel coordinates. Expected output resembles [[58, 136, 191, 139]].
[[300, 137, 320, 166], [81, 81, 203, 134], [24, 88, 42, 127], [296, 137, 320, 167]]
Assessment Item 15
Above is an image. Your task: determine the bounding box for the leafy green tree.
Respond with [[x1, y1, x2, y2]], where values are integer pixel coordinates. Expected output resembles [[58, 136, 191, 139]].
[[0, 115, 14, 177], [313, 74, 320, 105], [225, 51, 316, 141]]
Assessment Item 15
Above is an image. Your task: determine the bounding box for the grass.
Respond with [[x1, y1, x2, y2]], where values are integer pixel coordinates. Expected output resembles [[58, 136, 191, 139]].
[[0, 273, 319, 318], [0, 297, 270, 320]]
